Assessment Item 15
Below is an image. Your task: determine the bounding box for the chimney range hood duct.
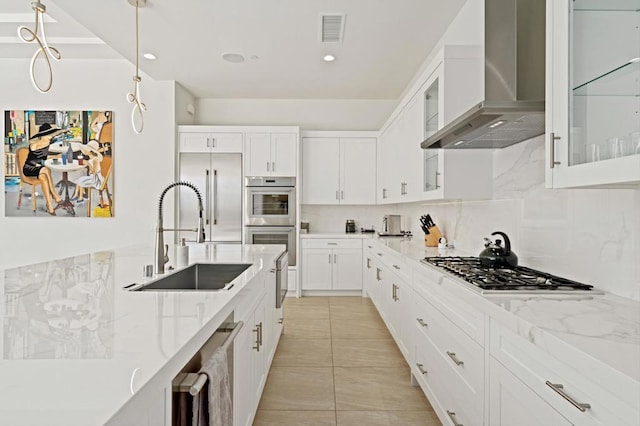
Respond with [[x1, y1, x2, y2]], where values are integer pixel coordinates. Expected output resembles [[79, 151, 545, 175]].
[[421, 0, 546, 150]]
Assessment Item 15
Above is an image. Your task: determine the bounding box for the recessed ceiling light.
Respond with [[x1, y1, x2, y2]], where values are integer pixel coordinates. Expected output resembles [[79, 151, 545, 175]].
[[323, 54, 336, 62], [488, 120, 506, 128], [143, 52, 156, 60], [222, 53, 245, 63], [454, 140, 465, 146]]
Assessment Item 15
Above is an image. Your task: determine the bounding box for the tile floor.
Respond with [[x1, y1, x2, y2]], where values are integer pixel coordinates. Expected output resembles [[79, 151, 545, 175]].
[[253, 296, 442, 426]]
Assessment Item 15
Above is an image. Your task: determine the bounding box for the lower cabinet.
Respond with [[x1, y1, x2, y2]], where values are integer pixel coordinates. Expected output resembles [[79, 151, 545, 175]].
[[301, 239, 363, 292], [490, 357, 573, 426]]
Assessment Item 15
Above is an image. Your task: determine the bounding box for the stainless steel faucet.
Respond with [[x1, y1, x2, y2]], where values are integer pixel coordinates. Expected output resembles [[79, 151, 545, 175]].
[[155, 181, 205, 274]]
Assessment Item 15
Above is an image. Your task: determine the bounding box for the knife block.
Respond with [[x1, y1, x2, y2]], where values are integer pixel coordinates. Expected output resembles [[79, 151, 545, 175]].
[[425, 226, 443, 247]]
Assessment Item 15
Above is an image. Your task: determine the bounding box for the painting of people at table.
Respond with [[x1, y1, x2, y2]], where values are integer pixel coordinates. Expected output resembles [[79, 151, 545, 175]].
[[3, 110, 114, 218]]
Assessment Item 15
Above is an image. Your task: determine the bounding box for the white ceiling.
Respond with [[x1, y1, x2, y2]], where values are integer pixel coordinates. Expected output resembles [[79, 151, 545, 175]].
[[0, 0, 467, 99]]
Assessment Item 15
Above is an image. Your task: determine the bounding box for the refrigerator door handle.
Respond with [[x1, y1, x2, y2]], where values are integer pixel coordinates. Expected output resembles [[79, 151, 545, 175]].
[[205, 169, 211, 225], [213, 170, 218, 225]]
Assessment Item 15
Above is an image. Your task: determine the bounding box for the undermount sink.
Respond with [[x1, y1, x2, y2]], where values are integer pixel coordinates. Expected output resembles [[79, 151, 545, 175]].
[[127, 263, 252, 291]]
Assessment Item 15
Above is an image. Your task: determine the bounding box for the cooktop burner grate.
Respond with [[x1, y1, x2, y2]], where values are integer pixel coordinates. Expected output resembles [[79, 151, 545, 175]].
[[423, 257, 595, 292]]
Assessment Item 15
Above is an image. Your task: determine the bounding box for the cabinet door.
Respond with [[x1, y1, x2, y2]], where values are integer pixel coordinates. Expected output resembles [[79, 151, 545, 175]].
[[422, 71, 442, 195], [340, 138, 377, 204], [253, 300, 267, 404], [271, 133, 297, 177], [332, 248, 363, 290], [302, 137, 340, 204], [547, 0, 640, 188], [180, 133, 211, 153], [245, 133, 272, 176], [209, 132, 243, 153], [399, 95, 423, 201], [490, 358, 573, 426], [302, 248, 333, 290]]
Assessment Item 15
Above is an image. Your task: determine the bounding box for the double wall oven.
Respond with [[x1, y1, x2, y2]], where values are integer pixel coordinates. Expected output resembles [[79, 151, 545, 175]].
[[244, 177, 296, 266]]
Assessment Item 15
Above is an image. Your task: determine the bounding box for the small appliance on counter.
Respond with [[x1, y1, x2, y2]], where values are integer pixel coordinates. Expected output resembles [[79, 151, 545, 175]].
[[378, 214, 403, 236], [345, 219, 357, 233], [300, 221, 309, 234], [419, 214, 443, 246]]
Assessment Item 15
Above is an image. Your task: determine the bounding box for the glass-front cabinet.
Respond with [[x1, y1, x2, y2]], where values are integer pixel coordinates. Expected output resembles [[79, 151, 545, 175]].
[[423, 76, 441, 193], [547, 0, 640, 188]]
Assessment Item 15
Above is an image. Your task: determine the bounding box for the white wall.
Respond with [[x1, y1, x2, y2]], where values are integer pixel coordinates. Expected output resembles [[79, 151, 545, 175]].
[[0, 59, 178, 268], [195, 98, 396, 131], [175, 83, 196, 126]]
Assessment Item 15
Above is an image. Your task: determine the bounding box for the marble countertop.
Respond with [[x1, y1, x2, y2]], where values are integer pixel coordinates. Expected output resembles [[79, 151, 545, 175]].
[[358, 237, 640, 385], [0, 243, 285, 426]]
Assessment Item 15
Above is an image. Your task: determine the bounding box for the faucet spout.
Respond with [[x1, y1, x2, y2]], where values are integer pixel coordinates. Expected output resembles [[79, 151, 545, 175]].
[[155, 181, 205, 274]]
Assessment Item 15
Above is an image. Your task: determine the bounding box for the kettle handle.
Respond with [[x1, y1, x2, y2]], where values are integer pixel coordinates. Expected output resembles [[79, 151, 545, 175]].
[[491, 231, 511, 255]]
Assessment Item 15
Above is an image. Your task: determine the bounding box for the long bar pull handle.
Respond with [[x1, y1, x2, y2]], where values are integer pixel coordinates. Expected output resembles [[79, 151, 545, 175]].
[[392, 284, 396, 301], [336, 190, 339, 200], [272, 161, 275, 172], [446, 411, 463, 426], [341, 190, 344, 200], [416, 363, 428, 375], [545, 381, 591, 412], [258, 322, 263, 347], [205, 169, 210, 225], [329, 254, 332, 264], [416, 318, 428, 328], [446, 351, 464, 366], [211, 136, 215, 148], [206, 137, 210, 148], [382, 188, 387, 199], [266, 162, 270, 172], [253, 326, 260, 351], [435, 171, 441, 189], [212, 170, 218, 225], [366, 258, 371, 269], [334, 254, 337, 263], [550, 133, 561, 168]]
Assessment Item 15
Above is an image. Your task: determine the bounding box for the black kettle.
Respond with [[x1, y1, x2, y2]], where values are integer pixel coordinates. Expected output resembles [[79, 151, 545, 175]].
[[479, 231, 518, 268]]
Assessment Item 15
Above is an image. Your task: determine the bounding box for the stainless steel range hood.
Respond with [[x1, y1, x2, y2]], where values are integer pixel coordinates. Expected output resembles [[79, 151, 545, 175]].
[[421, 0, 546, 150]]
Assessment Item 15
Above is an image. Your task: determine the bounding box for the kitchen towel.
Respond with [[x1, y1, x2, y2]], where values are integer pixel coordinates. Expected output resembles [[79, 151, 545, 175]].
[[192, 347, 232, 426]]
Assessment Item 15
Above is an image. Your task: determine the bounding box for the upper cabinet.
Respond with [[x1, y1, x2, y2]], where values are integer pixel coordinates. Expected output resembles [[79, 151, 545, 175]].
[[178, 126, 243, 153], [302, 132, 377, 205], [378, 46, 493, 204], [546, 0, 640, 188], [245, 132, 298, 177]]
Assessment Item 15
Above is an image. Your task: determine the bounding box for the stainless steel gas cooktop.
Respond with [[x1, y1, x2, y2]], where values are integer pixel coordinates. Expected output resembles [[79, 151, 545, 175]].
[[422, 256, 603, 294]]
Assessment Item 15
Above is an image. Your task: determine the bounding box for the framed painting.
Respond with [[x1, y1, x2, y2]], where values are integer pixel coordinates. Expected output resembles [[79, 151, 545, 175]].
[[3, 110, 113, 218]]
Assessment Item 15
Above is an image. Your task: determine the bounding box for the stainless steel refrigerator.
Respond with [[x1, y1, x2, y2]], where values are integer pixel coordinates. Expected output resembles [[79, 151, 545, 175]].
[[178, 153, 242, 243]]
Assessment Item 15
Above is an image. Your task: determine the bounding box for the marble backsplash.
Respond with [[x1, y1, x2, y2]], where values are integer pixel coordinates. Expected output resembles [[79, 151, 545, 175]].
[[302, 136, 640, 300]]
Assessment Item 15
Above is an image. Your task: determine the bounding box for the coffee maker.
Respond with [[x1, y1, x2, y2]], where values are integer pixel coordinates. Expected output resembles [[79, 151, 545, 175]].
[[345, 219, 356, 233]]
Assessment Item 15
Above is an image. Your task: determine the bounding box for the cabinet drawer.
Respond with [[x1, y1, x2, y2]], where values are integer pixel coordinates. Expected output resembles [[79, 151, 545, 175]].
[[414, 328, 483, 426], [414, 294, 484, 404], [490, 320, 639, 426], [414, 266, 486, 344], [301, 238, 362, 249]]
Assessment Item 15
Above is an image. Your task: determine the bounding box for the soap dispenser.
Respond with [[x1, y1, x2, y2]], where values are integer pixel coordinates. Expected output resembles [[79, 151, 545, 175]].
[[176, 238, 189, 268]]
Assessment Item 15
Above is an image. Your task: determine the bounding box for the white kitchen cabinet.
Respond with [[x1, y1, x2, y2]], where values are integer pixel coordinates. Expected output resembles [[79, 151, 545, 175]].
[[546, 0, 640, 188], [377, 46, 493, 204], [302, 134, 377, 205], [245, 132, 297, 177], [301, 239, 363, 292], [490, 357, 573, 426], [178, 128, 243, 153]]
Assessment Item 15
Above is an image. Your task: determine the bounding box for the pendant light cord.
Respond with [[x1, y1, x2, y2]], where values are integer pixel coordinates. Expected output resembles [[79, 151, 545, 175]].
[[18, 1, 61, 93], [127, 0, 146, 134]]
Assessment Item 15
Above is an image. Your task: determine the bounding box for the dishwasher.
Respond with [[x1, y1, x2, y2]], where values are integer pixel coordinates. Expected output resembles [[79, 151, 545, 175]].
[[171, 312, 243, 426]]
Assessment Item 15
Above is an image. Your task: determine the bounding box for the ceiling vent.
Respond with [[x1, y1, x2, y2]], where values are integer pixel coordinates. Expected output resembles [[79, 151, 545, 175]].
[[319, 13, 345, 43]]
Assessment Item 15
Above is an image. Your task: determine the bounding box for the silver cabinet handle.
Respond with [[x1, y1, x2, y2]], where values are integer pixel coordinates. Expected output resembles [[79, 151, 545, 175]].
[[272, 161, 275, 172], [550, 132, 561, 168], [258, 322, 263, 347], [328, 242, 338, 245], [329, 254, 332, 264], [393, 264, 400, 270], [395, 284, 399, 301], [334, 254, 337, 263], [266, 161, 270, 172], [205, 169, 211, 225], [545, 381, 591, 412], [376, 252, 383, 257], [211, 136, 215, 148], [253, 326, 260, 351], [416, 363, 428, 375], [366, 258, 371, 269], [341, 190, 344, 199], [336, 190, 339, 200], [206, 137, 210, 148], [382, 188, 387, 199], [435, 171, 441, 189], [392, 283, 397, 301], [446, 411, 463, 426], [212, 169, 218, 225], [446, 351, 464, 366], [417, 318, 428, 328], [376, 268, 382, 281], [278, 318, 284, 324]]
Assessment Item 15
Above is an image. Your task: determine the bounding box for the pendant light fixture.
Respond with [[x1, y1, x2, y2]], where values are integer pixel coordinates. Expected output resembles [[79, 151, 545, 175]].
[[18, 1, 61, 93], [126, 0, 147, 134]]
